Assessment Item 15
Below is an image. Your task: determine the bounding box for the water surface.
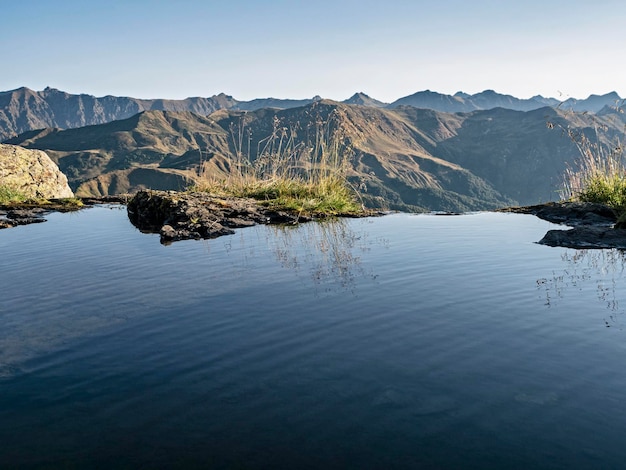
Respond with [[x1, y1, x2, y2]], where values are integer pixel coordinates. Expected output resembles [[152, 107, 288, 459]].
[[2, 206, 626, 469]]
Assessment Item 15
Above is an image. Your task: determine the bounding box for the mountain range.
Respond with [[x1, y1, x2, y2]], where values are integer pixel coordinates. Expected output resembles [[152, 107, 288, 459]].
[[5, 93, 626, 212], [1, 86, 623, 141]]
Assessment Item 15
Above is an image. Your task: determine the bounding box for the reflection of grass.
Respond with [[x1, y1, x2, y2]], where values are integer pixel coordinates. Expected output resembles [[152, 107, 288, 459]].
[[269, 218, 376, 291], [537, 249, 626, 327]]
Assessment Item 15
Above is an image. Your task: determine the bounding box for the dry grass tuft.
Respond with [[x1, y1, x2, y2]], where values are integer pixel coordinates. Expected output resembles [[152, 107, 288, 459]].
[[190, 111, 363, 215], [551, 119, 626, 210]]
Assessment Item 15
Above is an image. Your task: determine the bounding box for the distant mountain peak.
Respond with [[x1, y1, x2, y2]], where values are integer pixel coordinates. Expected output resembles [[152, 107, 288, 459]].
[[343, 92, 386, 107]]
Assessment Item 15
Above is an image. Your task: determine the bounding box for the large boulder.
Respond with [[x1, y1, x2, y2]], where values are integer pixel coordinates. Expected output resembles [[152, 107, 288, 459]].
[[0, 144, 74, 199]]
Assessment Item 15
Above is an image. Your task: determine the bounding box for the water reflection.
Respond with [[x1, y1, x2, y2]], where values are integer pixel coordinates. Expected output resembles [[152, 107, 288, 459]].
[[537, 249, 626, 327], [265, 219, 384, 293]]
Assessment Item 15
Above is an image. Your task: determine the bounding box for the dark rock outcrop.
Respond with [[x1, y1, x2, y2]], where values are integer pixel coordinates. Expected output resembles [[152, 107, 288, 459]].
[[503, 201, 626, 249], [539, 226, 626, 249], [503, 201, 617, 227], [127, 190, 309, 244]]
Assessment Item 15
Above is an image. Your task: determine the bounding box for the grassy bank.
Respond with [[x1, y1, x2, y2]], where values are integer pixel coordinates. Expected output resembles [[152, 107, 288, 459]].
[[191, 175, 362, 215]]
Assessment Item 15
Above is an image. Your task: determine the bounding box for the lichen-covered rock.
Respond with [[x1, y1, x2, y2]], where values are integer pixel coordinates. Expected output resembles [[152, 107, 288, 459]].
[[0, 143, 74, 199]]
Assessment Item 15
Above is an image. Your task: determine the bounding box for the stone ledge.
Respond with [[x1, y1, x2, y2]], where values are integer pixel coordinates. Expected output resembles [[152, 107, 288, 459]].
[[500, 201, 626, 249]]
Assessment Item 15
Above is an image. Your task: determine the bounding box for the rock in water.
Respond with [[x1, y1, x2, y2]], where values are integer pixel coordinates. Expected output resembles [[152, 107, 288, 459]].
[[0, 143, 74, 199]]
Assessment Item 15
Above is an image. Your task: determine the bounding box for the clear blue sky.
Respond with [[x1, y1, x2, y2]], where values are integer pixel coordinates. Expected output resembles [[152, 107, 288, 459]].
[[2, 0, 625, 102]]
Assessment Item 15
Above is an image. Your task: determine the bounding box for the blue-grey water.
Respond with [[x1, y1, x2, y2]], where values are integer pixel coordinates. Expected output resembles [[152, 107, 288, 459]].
[[2, 206, 626, 469]]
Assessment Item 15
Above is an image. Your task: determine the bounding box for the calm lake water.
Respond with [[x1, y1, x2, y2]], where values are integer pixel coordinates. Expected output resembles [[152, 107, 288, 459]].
[[3, 206, 626, 469]]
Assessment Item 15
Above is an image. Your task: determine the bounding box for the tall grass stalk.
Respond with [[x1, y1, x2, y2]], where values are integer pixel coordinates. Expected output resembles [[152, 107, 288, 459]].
[[192, 110, 362, 215], [554, 121, 626, 209]]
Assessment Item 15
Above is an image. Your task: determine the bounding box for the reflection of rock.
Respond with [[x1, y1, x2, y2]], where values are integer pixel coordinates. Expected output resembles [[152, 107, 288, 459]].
[[127, 190, 310, 244], [0, 144, 74, 199]]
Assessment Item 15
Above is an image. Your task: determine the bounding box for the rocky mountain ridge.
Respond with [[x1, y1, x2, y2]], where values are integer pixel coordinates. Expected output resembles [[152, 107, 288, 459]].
[[1, 86, 622, 141]]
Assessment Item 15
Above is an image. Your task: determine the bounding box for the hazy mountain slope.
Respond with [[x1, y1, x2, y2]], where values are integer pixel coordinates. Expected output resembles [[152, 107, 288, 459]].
[[232, 96, 321, 111], [469, 90, 548, 112], [400, 106, 626, 205], [388, 90, 623, 114], [419, 107, 573, 203], [0, 87, 320, 140], [389, 90, 478, 112], [388, 90, 553, 113], [559, 92, 622, 113], [0, 87, 237, 141]]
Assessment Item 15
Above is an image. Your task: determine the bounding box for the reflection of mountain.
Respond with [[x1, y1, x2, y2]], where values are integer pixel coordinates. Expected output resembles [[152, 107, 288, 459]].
[[537, 250, 626, 327]]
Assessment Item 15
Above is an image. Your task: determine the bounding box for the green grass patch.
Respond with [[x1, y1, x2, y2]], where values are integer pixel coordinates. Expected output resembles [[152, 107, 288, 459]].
[[0, 185, 28, 204], [191, 175, 362, 215], [576, 173, 626, 209], [55, 197, 84, 209], [0, 185, 84, 210], [558, 123, 626, 212]]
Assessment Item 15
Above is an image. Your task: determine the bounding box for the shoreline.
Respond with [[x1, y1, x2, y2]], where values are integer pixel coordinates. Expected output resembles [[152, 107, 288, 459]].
[[5, 195, 626, 249], [1, 191, 381, 244]]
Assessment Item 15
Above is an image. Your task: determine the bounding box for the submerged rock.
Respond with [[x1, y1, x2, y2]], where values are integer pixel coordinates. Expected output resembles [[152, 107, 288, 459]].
[[127, 190, 308, 244]]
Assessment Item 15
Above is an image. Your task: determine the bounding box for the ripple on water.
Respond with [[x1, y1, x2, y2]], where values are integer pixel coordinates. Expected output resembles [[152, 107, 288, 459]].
[[3, 209, 626, 468]]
